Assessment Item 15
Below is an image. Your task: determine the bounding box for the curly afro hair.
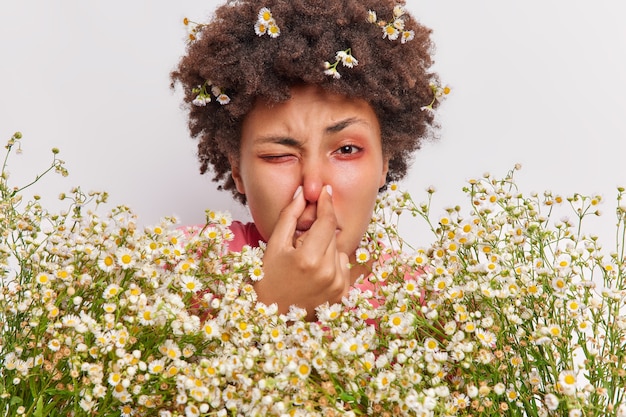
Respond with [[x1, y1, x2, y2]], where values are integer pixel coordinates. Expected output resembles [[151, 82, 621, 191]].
[[171, 0, 441, 204]]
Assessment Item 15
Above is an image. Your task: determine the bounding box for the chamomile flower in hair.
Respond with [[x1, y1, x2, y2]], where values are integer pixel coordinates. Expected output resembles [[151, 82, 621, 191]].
[[393, 5, 405, 17], [182, 17, 206, 43], [367, 10, 377, 23], [370, 4, 415, 43], [336, 49, 358, 68], [254, 7, 280, 38], [257, 7, 272, 24], [192, 81, 230, 106], [383, 24, 400, 41], [401, 29, 415, 44], [421, 81, 451, 112], [323, 48, 358, 78], [323, 63, 341, 79]]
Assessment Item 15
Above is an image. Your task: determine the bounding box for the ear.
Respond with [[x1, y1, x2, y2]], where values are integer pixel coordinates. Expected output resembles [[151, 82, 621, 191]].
[[379, 156, 390, 188], [229, 154, 245, 194]]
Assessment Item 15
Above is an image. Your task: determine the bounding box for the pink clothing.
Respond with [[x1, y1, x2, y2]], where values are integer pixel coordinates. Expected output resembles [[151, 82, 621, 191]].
[[227, 221, 265, 252]]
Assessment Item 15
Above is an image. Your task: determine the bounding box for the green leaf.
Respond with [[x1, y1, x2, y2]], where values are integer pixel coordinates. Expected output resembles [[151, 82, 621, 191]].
[[9, 396, 23, 406], [339, 391, 356, 403], [34, 396, 43, 417]]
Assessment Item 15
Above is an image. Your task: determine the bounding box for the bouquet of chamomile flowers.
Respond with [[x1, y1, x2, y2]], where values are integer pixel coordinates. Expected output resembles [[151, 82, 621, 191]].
[[2, 132, 626, 417]]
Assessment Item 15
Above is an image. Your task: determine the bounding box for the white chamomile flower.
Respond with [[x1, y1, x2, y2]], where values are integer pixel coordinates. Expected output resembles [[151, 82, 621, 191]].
[[216, 93, 231, 105], [160, 340, 181, 360], [249, 264, 264, 281], [335, 49, 358, 68], [475, 328, 496, 347], [192, 95, 209, 106], [393, 5, 405, 17], [176, 257, 197, 274], [180, 275, 201, 293], [551, 276, 567, 292], [388, 312, 413, 335], [116, 248, 136, 270], [355, 247, 370, 264], [341, 52, 358, 68], [317, 303, 342, 322], [424, 337, 439, 352], [392, 17, 405, 30], [267, 21, 280, 38], [403, 279, 420, 295], [566, 298, 583, 315], [98, 253, 116, 272], [546, 324, 562, 338], [148, 359, 166, 375], [367, 10, 377, 23], [202, 319, 221, 339], [558, 370, 578, 396], [382, 24, 400, 41], [254, 20, 268, 36], [375, 371, 395, 390], [138, 306, 156, 325], [453, 393, 470, 409], [185, 404, 200, 417], [324, 66, 341, 79], [544, 393, 559, 410], [48, 338, 61, 352], [257, 7, 273, 24], [295, 361, 312, 379], [61, 314, 81, 328], [108, 372, 122, 386], [35, 272, 52, 285], [103, 284, 121, 299], [443, 320, 457, 335], [401, 30, 415, 44]]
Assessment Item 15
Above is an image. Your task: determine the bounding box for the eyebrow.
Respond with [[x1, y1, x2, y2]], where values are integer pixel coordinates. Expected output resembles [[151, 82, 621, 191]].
[[325, 117, 364, 134], [255, 117, 367, 147]]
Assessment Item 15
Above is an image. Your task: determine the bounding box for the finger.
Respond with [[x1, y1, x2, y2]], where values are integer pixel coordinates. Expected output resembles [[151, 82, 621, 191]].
[[337, 251, 351, 282], [300, 185, 337, 252], [336, 250, 352, 295], [267, 186, 306, 247]]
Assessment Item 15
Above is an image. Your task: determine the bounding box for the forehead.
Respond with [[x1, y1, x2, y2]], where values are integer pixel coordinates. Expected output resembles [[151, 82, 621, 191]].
[[243, 84, 380, 130]]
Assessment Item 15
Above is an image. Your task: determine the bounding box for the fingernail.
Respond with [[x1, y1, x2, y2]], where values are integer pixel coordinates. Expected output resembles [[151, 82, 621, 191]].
[[292, 186, 303, 199], [325, 184, 333, 196]]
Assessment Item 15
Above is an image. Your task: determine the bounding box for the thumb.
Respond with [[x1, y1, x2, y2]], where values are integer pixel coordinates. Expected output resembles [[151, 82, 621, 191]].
[[338, 251, 352, 287]]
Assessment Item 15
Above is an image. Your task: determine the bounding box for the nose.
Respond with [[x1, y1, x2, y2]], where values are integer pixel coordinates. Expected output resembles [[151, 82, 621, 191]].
[[301, 157, 327, 204]]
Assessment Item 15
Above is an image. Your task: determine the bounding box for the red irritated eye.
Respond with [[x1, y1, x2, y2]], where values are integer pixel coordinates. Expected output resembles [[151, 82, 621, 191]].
[[336, 145, 362, 155]]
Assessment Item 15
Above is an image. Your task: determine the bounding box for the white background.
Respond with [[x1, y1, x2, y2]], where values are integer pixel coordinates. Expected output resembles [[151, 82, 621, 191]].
[[2, 1, 626, 246]]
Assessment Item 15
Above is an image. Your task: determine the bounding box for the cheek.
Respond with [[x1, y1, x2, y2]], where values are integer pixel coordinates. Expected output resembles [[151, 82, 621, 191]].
[[333, 160, 385, 197], [243, 175, 298, 240], [333, 170, 380, 226]]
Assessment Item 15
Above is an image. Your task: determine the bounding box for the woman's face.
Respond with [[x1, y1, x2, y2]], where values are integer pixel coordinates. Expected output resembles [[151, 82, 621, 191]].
[[231, 84, 389, 261]]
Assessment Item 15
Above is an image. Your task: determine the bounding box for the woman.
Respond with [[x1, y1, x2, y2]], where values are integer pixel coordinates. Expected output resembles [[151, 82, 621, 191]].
[[171, 0, 442, 321]]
